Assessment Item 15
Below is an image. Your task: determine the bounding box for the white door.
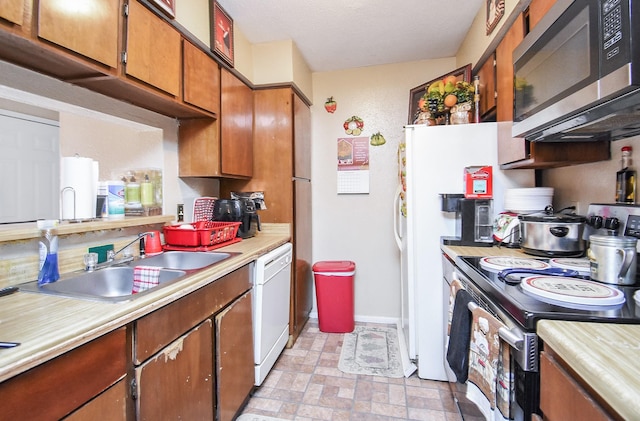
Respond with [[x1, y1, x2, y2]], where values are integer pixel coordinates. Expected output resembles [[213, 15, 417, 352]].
[[0, 110, 59, 223]]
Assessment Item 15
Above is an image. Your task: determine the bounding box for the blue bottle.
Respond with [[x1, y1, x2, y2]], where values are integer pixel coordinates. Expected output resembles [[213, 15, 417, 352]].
[[37, 220, 60, 285]]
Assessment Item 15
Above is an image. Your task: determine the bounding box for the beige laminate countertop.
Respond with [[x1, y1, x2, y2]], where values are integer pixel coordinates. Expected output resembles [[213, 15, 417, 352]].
[[538, 320, 640, 420], [0, 224, 290, 383], [441, 243, 531, 260]]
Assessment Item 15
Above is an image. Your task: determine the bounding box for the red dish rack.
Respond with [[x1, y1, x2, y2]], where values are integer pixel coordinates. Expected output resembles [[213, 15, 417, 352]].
[[163, 221, 241, 251]]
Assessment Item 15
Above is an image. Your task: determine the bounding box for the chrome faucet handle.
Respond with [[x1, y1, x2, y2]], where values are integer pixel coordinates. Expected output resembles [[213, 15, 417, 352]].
[[106, 249, 116, 262]]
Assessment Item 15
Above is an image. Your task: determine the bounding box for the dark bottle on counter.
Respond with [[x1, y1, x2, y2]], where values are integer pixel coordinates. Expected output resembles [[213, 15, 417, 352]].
[[616, 146, 636, 203]]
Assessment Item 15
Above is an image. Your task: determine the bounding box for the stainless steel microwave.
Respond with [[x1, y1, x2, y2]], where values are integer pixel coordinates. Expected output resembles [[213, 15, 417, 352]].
[[512, 0, 640, 142]]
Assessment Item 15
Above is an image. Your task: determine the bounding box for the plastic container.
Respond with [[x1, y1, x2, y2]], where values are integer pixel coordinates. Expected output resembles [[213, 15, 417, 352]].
[[37, 219, 60, 285], [312, 260, 356, 333], [107, 180, 125, 219]]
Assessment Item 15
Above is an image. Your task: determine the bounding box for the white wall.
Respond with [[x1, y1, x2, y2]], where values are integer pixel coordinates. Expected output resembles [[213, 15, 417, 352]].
[[311, 57, 457, 321]]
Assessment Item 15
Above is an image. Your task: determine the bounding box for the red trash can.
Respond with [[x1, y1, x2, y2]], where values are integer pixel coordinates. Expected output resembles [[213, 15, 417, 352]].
[[312, 260, 355, 333]]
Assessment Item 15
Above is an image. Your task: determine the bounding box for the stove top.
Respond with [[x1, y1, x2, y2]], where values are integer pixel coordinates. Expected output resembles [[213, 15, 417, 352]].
[[456, 256, 640, 330]]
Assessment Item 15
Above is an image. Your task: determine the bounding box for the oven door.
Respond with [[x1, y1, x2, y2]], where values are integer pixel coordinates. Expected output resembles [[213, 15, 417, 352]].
[[442, 254, 538, 420]]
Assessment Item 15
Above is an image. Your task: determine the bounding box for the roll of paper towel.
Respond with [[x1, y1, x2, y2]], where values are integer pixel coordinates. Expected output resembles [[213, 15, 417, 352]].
[[61, 156, 98, 220]]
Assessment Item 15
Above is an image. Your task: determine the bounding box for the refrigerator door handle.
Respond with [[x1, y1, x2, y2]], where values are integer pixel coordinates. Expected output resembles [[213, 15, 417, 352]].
[[393, 185, 403, 250]]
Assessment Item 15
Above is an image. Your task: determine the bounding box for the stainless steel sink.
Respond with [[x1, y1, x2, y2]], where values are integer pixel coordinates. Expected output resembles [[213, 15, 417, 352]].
[[133, 251, 233, 270], [19, 251, 238, 302], [20, 267, 187, 302]]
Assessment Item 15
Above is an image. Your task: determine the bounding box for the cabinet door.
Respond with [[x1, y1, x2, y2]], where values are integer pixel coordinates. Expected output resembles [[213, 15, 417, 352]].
[[65, 379, 128, 421], [528, 0, 557, 31], [125, 0, 181, 96], [0, 328, 127, 420], [183, 40, 220, 114], [38, 0, 119, 68], [220, 68, 253, 177], [215, 290, 254, 421], [540, 351, 612, 421], [496, 13, 523, 122], [179, 118, 221, 177], [476, 52, 496, 119], [136, 319, 214, 420], [0, 0, 23, 25]]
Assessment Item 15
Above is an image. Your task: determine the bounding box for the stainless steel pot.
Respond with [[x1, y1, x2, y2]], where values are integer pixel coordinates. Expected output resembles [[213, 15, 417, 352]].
[[519, 211, 586, 257], [588, 235, 637, 285]]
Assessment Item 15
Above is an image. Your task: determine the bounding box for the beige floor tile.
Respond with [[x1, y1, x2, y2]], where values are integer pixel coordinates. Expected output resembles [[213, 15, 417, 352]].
[[242, 321, 460, 420]]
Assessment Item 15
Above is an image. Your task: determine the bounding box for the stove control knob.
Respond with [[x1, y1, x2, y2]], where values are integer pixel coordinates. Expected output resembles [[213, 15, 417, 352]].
[[587, 215, 603, 229], [604, 217, 620, 231]]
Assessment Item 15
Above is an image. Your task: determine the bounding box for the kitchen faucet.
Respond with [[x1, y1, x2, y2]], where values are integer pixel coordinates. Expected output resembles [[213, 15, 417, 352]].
[[92, 232, 155, 270]]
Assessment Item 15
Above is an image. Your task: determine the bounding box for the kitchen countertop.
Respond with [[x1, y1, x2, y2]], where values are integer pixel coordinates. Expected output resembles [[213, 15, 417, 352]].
[[0, 223, 290, 383], [538, 319, 640, 420], [441, 243, 530, 260]]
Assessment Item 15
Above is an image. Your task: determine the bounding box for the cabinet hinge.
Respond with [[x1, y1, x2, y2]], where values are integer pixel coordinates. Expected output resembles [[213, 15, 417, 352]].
[[130, 377, 138, 400], [493, 59, 497, 67], [123, 3, 129, 17], [121, 51, 128, 65]]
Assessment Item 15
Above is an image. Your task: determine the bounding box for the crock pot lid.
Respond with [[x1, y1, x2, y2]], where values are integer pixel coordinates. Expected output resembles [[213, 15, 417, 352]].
[[518, 212, 586, 223]]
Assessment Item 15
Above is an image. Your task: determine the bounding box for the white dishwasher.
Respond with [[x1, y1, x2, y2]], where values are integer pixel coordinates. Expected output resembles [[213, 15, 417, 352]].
[[253, 242, 292, 386]]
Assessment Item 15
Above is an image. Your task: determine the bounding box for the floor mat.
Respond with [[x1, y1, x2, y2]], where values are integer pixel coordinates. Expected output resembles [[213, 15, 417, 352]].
[[338, 325, 404, 378]]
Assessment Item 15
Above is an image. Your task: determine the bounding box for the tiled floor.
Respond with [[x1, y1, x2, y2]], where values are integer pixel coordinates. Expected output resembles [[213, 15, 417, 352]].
[[241, 321, 463, 420]]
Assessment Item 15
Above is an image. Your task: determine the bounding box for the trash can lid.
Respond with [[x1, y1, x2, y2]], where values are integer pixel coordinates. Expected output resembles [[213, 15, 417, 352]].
[[313, 260, 356, 273]]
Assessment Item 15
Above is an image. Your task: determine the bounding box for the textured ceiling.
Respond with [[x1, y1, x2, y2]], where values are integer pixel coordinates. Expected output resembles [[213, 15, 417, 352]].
[[216, 0, 484, 72]]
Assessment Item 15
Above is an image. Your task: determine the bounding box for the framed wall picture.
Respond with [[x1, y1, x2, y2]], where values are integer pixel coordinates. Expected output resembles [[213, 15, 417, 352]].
[[150, 0, 176, 18], [407, 64, 472, 124], [210, 1, 234, 67], [486, 0, 505, 35]]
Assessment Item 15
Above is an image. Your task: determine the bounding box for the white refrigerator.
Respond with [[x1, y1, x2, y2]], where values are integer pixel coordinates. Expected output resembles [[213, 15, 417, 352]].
[[393, 123, 534, 380]]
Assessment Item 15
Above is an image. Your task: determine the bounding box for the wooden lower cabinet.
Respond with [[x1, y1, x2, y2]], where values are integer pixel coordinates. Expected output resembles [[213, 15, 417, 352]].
[[215, 290, 255, 421], [136, 320, 214, 420], [0, 328, 127, 421], [132, 265, 253, 420], [539, 350, 613, 421], [65, 378, 128, 420]]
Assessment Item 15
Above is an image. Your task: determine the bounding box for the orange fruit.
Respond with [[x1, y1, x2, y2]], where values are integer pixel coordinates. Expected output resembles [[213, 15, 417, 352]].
[[444, 94, 457, 108], [443, 75, 457, 85]]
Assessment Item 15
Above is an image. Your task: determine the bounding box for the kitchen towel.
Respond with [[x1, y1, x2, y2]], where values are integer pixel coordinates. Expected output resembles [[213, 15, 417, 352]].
[[132, 266, 161, 294], [60, 156, 98, 220], [446, 288, 474, 383], [466, 306, 513, 421]]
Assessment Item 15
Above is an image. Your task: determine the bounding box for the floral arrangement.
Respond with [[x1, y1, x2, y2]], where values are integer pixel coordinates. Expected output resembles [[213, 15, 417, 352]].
[[419, 76, 475, 114]]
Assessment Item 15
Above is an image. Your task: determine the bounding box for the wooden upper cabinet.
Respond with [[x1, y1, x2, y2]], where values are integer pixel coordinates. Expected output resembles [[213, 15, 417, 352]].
[[125, 0, 181, 96], [475, 52, 497, 120], [183, 40, 220, 114], [0, 0, 24, 26], [527, 0, 557, 31], [496, 13, 524, 122], [220, 68, 253, 177], [37, 0, 119, 68]]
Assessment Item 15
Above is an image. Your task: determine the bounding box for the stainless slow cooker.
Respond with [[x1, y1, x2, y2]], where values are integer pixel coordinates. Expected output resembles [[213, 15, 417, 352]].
[[518, 209, 586, 257]]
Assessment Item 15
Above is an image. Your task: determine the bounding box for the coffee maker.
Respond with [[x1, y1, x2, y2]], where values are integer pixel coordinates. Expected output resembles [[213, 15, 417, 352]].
[[440, 193, 494, 247]]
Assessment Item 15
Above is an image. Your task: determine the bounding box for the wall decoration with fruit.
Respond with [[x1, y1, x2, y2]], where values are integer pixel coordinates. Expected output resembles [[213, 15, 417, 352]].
[[370, 132, 386, 146], [344, 116, 364, 135], [324, 97, 337, 113], [407, 64, 472, 125]]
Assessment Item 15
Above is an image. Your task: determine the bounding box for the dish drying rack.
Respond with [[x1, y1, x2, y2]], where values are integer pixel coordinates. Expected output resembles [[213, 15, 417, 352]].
[[163, 221, 241, 251]]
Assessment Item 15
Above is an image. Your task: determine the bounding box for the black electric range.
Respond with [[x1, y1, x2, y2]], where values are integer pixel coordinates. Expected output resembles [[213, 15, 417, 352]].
[[454, 256, 640, 331]]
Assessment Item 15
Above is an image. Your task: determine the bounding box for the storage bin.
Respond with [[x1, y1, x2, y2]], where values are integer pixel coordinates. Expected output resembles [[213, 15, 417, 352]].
[[312, 260, 355, 333]]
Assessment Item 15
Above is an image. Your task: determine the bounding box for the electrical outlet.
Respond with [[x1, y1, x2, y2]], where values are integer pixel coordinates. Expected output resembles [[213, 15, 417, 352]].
[[569, 201, 580, 212], [177, 204, 184, 222]]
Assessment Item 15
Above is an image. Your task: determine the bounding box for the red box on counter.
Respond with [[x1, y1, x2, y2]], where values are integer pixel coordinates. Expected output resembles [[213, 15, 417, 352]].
[[464, 166, 493, 198]]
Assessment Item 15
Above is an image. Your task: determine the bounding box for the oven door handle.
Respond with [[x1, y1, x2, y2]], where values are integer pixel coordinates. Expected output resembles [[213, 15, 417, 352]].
[[467, 301, 524, 351]]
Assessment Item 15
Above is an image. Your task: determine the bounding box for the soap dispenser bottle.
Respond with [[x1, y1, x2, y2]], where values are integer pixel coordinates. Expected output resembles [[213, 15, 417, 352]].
[[37, 219, 59, 285]]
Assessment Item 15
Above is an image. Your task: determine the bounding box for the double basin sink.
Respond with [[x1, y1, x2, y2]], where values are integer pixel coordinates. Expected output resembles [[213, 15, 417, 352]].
[[20, 251, 235, 302]]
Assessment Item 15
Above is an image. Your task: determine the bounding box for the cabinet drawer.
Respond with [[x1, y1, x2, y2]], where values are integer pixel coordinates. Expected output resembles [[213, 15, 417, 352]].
[[134, 265, 252, 364], [0, 328, 127, 420], [540, 351, 612, 421]]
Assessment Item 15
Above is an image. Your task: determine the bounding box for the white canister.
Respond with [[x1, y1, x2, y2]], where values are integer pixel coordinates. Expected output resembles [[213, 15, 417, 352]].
[[588, 235, 637, 285], [107, 180, 125, 219]]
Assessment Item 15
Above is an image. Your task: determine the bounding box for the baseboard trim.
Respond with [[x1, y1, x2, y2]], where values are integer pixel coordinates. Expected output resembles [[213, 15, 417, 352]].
[[308, 312, 399, 326]]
